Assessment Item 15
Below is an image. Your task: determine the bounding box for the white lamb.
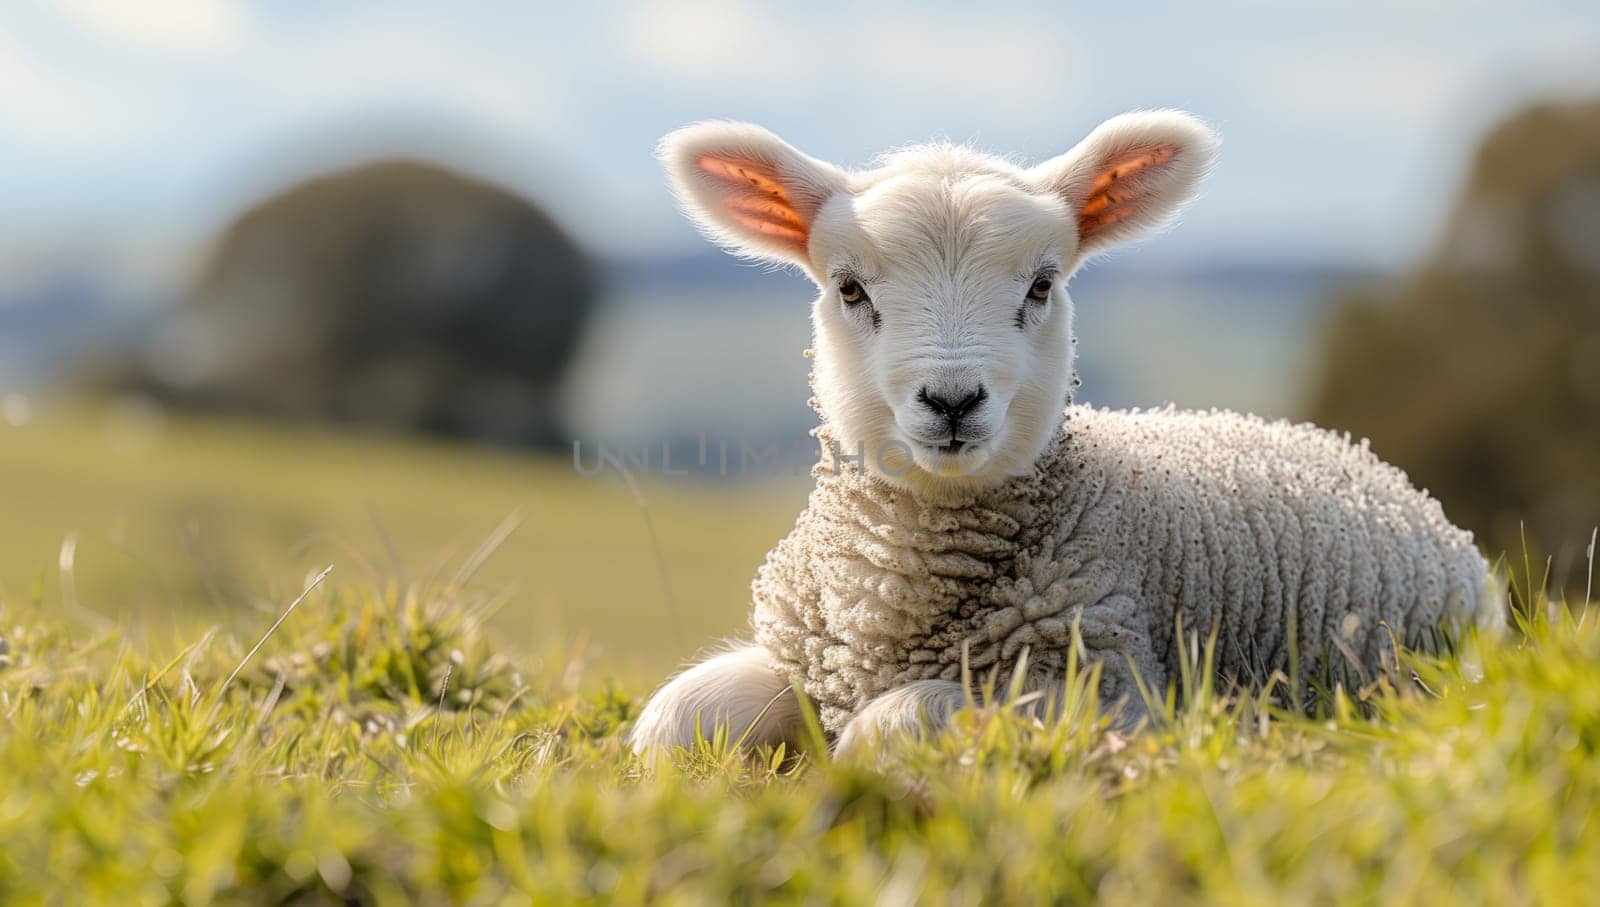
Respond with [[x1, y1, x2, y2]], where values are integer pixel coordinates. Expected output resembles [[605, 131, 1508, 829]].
[[630, 110, 1503, 755]]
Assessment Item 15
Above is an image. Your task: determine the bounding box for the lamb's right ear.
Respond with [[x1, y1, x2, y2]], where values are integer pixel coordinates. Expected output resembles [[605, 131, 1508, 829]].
[[659, 122, 848, 268]]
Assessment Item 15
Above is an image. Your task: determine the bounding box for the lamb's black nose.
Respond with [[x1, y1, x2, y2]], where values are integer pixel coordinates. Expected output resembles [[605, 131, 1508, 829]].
[[917, 386, 986, 421]]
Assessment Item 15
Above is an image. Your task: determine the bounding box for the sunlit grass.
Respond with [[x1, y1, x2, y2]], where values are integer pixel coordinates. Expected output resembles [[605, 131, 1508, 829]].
[[1, 547, 1596, 903]]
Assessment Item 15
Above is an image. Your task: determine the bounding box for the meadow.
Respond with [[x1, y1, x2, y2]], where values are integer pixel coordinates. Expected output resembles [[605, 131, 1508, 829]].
[[0, 400, 806, 685], [2, 401, 1597, 903]]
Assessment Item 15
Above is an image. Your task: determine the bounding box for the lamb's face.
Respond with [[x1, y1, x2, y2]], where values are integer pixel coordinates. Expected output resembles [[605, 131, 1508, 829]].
[[662, 112, 1219, 496], [805, 167, 1079, 487]]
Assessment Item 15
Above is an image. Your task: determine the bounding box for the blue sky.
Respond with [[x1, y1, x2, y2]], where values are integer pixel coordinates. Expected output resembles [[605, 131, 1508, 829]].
[[2, 0, 1599, 287]]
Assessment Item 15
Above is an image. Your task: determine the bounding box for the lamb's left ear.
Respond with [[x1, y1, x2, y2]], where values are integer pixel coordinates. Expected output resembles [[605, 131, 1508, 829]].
[[659, 121, 850, 269], [1030, 110, 1220, 266]]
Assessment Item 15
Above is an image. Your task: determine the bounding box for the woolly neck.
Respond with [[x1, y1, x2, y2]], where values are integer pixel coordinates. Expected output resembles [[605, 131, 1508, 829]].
[[754, 386, 1088, 732]]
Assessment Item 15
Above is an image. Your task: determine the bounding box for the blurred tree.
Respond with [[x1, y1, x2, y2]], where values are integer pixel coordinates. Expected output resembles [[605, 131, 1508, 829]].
[[117, 159, 595, 447], [1308, 99, 1600, 566]]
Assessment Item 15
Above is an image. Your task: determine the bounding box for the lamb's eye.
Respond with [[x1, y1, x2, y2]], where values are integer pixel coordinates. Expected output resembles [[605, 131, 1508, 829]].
[[839, 279, 868, 305], [1027, 275, 1054, 301]]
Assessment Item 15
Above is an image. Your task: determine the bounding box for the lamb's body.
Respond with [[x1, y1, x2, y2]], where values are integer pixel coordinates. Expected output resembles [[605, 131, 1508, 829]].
[[630, 111, 1503, 755], [754, 405, 1497, 734]]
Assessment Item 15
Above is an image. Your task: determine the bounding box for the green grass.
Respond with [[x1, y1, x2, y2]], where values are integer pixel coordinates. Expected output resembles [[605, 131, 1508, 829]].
[[2, 562, 1596, 903], [3, 403, 1598, 903], [0, 400, 805, 684]]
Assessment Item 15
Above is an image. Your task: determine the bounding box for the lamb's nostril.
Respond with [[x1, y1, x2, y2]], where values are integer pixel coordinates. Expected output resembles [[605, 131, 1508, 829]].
[[917, 386, 986, 421]]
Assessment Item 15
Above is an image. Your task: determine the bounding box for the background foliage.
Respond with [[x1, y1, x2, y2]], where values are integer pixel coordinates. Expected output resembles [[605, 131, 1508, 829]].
[[1310, 99, 1600, 569]]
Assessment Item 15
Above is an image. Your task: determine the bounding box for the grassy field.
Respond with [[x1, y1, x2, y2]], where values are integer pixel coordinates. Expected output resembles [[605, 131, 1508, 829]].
[[0, 400, 805, 685], [2, 401, 1597, 903]]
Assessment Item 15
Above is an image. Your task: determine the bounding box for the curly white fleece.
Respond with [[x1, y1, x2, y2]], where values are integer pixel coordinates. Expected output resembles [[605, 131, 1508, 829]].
[[752, 405, 1501, 734]]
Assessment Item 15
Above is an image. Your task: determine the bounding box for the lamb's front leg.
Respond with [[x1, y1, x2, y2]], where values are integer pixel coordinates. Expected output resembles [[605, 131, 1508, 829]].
[[629, 645, 800, 754], [1077, 595, 1165, 732], [834, 680, 966, 758]]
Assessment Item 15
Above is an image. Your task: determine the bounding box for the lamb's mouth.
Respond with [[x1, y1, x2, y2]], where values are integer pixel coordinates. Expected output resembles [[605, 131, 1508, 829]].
[[920, 437, 988, 461]]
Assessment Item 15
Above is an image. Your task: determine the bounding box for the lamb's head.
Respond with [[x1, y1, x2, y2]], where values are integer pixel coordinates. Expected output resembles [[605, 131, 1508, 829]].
[[661, 111, 1219, 497]]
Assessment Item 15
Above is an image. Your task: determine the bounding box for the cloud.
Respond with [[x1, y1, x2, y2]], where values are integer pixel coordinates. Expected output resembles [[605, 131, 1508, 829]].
[[0, 31, 78, 139], [50, 0, 250, 54], [238, 11, 572, 136], [0, 0, 256, 144], [0, 27, 143, 143], [625, 0, 767, 77], [624, 1, 1082, 115]]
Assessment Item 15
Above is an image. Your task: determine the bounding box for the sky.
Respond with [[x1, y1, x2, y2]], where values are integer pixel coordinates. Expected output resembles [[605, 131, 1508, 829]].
[[2, 0, 1599, 289]]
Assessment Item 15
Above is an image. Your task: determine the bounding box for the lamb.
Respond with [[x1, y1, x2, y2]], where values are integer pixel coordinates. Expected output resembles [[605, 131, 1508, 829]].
[[629, 110, 1504, 755]]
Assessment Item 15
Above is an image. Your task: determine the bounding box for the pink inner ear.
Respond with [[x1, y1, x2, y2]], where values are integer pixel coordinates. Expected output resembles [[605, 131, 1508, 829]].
[[696, 154, 809, 244], [1077, 144, 1179, 235]]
